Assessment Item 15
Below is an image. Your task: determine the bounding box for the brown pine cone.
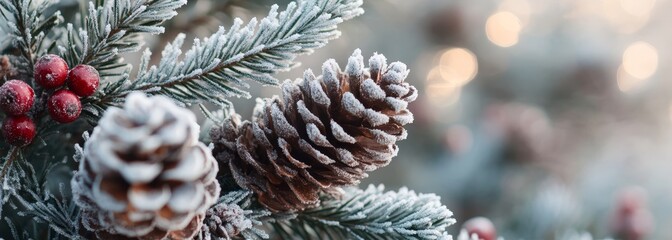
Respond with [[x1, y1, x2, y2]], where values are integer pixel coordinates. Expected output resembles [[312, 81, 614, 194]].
[[211, 49, 417, 212], [71, 93, 220, 239]]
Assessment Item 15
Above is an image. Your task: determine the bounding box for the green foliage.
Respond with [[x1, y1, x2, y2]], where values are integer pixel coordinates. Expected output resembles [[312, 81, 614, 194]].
[[59, 0, 186, 76]]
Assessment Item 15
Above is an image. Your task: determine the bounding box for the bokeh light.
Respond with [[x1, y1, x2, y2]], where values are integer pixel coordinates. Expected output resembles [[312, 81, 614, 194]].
[[622, 41, 658, 80], [617, 65, 646, 93], [620, 0, 656, 17], [426, 66, 462, 106], [486, 11, 523, 47], [601, 0, 652, 34], [438, 48, 478, 86]]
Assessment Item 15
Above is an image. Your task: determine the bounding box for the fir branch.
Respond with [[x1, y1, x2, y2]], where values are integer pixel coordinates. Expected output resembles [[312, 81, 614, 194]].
[[272, 185, 456, 240], [3, 151, 80, 239], [101, 0, 364, 107], [0, 0, 63, 72], [59, 0, 186, 76]]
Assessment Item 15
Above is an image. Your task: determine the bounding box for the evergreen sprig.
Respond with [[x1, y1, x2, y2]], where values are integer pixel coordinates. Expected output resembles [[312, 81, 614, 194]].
[[272, 185, 456, 240], [3, 152, 79, 240], [100, 0, 364, 107], [0, 0, 63, 72], [59, 0, 186, 76]]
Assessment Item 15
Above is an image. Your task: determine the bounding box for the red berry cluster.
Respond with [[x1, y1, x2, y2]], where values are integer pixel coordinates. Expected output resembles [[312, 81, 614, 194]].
[[1, 54, 100, 146], [35, 54, 99, 123]]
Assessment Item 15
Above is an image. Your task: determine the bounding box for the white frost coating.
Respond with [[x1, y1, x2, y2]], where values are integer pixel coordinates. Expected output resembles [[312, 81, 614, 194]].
[[384, 96, 408, 112], [391, 111, 414, 125], [322, 59, 342, 94], [270, 104, 299, 139], [366, 129, 396, 145], [296, 100, 323, 127], [118, 0, 364, 107], [304, 70, 331, 106], [119, 162, 163, 184], [302, 184, 455, 239], [360, 79, 386, 100], [128, 186, 171, 211], [385, 84, 410, 97], [369, 53, 388, 75], [306, 123, 331, 147], [161, 144, 209, 181], [363, 108, 390, 127], [342, 92, 365, 116], [345, 49, 365, 77], [331, 120, 356, 144], [382, 62, 409, 84], [299, 139, 336, 165], [168, 183, 204, 213]]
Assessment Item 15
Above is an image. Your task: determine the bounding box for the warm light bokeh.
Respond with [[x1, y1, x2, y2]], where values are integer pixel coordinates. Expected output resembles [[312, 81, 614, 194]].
[[439, 48, 478, 86], [622, 41, 658, 80], [486, 11, 523, 47]]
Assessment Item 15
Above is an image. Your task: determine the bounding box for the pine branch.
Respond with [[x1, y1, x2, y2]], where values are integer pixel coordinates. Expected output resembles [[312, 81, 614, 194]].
[[99, 0, 364, 107], [59, 0, 186, 76], [0, 0, 63, 73], [3, 150, 80, 239], [271, 185, 456, 240]]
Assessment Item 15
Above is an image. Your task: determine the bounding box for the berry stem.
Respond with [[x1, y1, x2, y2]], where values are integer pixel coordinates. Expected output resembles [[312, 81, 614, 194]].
[[0, 146, 20, 183]]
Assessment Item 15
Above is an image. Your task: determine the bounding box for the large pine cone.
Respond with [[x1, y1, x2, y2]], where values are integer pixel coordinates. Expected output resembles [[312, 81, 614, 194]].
[[72, 93, 220, 239], [211, 49, 417, 212]]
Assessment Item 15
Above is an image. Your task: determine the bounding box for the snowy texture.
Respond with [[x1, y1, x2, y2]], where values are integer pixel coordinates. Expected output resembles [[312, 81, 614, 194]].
[[211, 49, 417, 212], [60, 0, 185, 74], [103, 0, 364, 107], [198, 190, 272, 240], [272, 185, 455, 240], [71, 93, 220, 239]]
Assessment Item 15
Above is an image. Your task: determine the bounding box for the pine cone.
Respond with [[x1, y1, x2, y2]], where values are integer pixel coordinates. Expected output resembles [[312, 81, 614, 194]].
[[211, 49, 417, 212], [200, 203, 248, 239], [197, 191, 271, 240], [72, 93, 220, 239]]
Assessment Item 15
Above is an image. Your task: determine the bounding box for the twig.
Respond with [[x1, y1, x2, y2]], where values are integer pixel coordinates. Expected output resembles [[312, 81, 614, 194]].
[[0, 146, 20, 183]]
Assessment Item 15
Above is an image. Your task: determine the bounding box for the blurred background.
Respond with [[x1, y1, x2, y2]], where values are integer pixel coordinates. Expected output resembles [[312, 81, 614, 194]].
[[57, 0, 672, 239]]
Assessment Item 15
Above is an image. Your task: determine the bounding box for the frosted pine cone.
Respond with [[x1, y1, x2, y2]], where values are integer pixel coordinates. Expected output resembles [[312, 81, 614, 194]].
[[211, 49, 417, 212], [198, 191, 270, 240], [71, 93, 220, 239]]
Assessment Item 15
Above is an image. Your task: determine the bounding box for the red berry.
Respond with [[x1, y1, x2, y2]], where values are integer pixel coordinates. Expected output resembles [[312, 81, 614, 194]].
[[0, 80, 34, 116], [67, 64, 99, 97], [612, 187, 653, 240], [463, 217, 497, 240], [2, 115, 36, 146], [48, 89, 81, 123], [34, 54, 69, 89]]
